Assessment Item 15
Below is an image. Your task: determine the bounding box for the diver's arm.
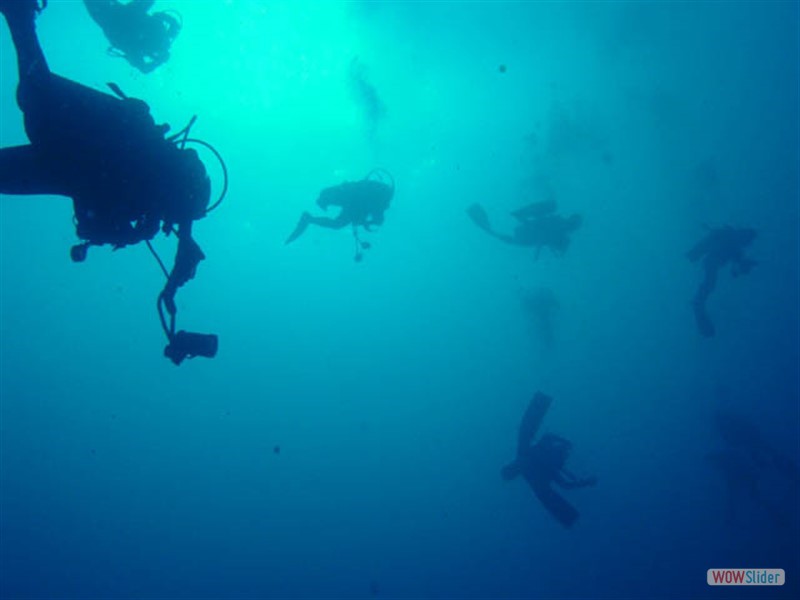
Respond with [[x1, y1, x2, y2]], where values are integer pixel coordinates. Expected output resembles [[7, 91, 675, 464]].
[[161, 222, 205, 316], [555, 469, 597, 489], [363, 211, 384, 232]]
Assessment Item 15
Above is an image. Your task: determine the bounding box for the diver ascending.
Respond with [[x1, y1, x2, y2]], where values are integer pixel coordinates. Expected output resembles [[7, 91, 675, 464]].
[[467, 200, 582, 258], [83, 0, 181, 74], [0, 0, 223, 364], [286, 169, 394, 261], [502, 392, 597, 528], [686, 225, 757, 337]]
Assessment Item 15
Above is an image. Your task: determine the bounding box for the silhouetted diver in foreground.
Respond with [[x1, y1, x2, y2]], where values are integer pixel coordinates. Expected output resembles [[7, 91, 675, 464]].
[[502, 392, 597, 528], [0, 0, 221, 364], [467, 200, 582, 258], [83, 0, 181, 73], [687, 225, 757, 337], [286, 169, 394, 261]]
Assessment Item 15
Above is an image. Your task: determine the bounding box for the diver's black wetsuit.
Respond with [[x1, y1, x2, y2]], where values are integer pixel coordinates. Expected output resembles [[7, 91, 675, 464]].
[[0, 2, 216, 364], [467, 201, 582, 258], [83, 0, 180, 73], [687, 226, 756, 337], [286, 173, 394, 260], [502, 392, 597, 528]]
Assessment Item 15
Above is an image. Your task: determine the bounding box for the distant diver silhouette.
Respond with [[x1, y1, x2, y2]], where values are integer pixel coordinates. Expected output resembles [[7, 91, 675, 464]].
[[83, 0, 182, 73], [687, 225, 757, 337], [467, 200, 582, 259], [502, 392, 597, 528], [286, 169, 394, 262]]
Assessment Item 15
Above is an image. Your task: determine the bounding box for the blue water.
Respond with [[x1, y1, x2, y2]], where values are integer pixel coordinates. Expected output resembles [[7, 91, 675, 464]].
[[1, 1, 798, 598]]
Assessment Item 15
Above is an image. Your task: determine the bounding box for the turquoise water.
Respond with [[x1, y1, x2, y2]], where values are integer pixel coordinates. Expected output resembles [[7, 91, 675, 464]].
[[1, 1, 798, 598]]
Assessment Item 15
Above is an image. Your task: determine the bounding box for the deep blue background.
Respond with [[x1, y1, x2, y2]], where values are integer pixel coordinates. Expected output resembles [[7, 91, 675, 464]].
[[1, 1, 798, 598]]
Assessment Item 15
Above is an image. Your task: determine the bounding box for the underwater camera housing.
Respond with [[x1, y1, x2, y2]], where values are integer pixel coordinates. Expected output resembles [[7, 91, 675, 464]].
[[164, 330, 218, 365]]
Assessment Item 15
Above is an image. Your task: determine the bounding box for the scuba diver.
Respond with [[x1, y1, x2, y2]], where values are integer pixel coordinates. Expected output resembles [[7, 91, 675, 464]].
[[501, 392, 597, 528], [286, 169, 394, 261], [467, 200, 582, 259], [714, 408, 800, 485], [686, 225, 757, 337], [708, 408, 799, 527], [83, 0, 181, 74], [0, 0, 224, 365], [706, 448, 762, 525]]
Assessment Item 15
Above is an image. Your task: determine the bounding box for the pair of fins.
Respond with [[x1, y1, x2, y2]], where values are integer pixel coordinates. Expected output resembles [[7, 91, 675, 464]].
[[506, 392, 581, 529]]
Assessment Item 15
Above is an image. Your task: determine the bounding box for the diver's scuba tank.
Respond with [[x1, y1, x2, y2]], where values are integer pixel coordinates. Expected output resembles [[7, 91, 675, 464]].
[[511, 200, 557, 220]]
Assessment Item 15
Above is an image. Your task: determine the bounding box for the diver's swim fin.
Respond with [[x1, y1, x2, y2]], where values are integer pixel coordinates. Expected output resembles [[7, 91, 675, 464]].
[[285, 212, 310, 245], [517, 392, 552, 456], [693, 302, 715, 337], [529, 481, 580, 528], [467, 203, 493, 234]]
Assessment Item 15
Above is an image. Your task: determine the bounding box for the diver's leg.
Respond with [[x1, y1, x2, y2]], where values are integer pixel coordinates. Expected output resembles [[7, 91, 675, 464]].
[[307, 214, 350, 231], [694, 265, 717, 305], [0, 145, 67, 195], [693, 266, 717, 337], [1, 1, 49, 84], [285, 211, 350, 244]]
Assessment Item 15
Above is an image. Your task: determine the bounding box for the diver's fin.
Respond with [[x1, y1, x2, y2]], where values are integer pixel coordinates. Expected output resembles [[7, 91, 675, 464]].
[[529, 481, 580, 528], [511, 200, 556, 221], [517, 392, 552, 456], [285, 212, 310, 245], [466, 203, 493, 234]]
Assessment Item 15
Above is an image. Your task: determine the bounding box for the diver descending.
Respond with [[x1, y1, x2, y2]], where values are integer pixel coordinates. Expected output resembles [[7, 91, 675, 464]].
[[467, 200, 582, 258], [286, 169, 395, 261], [708, 408, 800, 527], [83, 0, 181, 74], [502, 392, 597, 528], [686, 225, 757, 337], [0, 0, 223, 364]]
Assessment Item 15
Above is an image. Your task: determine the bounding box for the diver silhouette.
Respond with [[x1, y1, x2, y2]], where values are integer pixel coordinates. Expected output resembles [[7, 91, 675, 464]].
[[687, 225, 757, 337], [709, 408, 799, 528], [83, 0, 181, 74], [467, 200, 582, 259], [0, 0, 222, 364], [502, 392, 597, 528], [286, 169, 394, 261]]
